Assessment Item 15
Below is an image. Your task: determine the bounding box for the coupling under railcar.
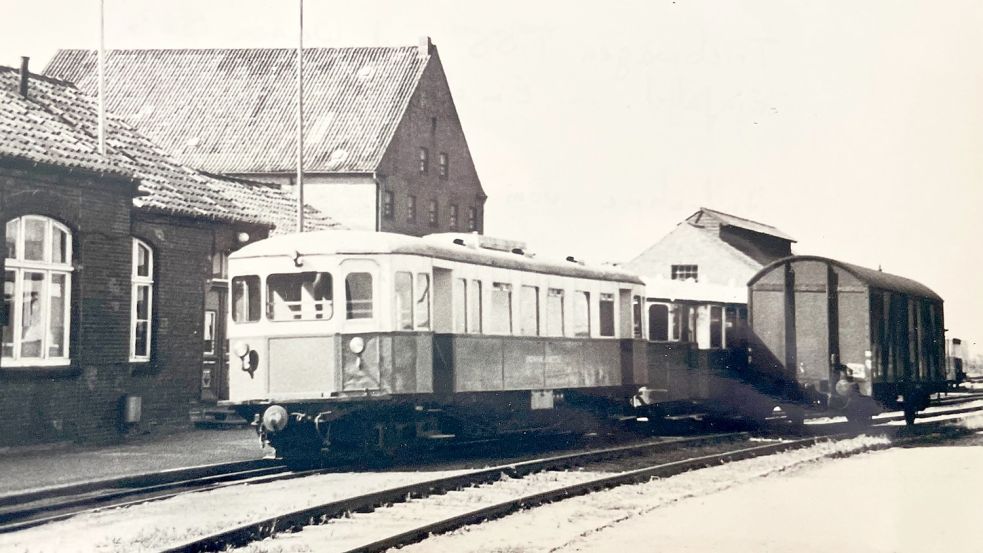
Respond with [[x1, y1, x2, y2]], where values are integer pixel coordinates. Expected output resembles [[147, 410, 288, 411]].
[[748, 255, 947, 424], [222, 230, 649, 459]]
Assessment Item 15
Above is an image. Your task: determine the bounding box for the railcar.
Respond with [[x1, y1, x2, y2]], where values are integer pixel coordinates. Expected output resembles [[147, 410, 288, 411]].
[[223, 230, 648, 459], [748, 256, 947, 424]]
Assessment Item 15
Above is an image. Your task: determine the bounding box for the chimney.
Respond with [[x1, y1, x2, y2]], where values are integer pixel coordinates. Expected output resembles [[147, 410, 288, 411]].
[[19, 57, 29, 97], [417, 36, 433, 58]]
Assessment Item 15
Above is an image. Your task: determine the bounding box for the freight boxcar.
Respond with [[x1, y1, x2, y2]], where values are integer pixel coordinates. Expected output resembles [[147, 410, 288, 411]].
[[748, 256, 947, 424]]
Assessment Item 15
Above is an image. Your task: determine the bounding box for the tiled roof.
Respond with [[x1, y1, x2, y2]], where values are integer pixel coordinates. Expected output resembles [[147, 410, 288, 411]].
[[44, 46, 430, 174], [0, 66, 342, 231], [694, 207, 796, 242]]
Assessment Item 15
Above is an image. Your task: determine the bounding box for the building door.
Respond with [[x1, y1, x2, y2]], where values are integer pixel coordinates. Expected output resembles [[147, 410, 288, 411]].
[[202, 284, 227, 402]]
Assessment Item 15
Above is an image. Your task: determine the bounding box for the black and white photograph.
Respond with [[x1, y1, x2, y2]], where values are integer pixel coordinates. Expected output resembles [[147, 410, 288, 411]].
[[0, 1, 981, 551]]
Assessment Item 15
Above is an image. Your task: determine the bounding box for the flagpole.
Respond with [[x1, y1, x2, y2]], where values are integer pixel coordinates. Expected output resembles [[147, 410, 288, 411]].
[[296, 0, 305, 232], [97, 0, 107, 156]]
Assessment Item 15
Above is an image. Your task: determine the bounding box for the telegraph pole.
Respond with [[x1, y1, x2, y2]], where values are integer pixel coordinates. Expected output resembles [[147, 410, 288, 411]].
[[296, 0, 305, 232]]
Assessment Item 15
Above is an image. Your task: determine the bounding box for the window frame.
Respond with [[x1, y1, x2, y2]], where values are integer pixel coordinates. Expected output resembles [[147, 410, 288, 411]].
[[428, 199, 439, 228], [2, 216, 74, 367], [449, 204, 459, 231], [129, 238, 154, 362], [671, 264, 699, 282], [467, 206, 478, 232], [407, 195, 417, 223], [438, 152, 449, 179], [419, 147, 429, 174]]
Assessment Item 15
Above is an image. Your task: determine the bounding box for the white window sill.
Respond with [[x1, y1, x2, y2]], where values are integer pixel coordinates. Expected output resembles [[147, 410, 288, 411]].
[[1, 358, 72, 368]]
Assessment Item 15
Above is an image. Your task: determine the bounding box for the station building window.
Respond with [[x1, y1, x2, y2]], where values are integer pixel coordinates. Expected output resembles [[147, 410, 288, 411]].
[[599, 293, 615, 337], [419, 147, 429, 174], [467, 207, 478, 232], [2, 216, 72, 365], [428, 200, 439, 227], [519, 285, 539, 336], [232, 275, 261, 323], [439, 152, 449, 178], [671, 265, 698, 282], [267, 272, 333, 321], [449, 204, 459, 231], [573, 291, 591, 338], [489, 282, 512, 335], [382, 191, 394, 220], [345, 272, 373, 320], [130, 239, 154, 361], [546, 288, 564, 337], [407, 195, 417, 223]]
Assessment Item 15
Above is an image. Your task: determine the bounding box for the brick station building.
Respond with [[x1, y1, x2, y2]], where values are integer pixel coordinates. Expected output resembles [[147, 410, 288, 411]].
[[0, 63, 338, 448], [46, 37, 487, 237]]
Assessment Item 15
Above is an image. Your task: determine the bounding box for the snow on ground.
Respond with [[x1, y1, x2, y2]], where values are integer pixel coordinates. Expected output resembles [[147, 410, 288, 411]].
[[0, 469, 470, 553]]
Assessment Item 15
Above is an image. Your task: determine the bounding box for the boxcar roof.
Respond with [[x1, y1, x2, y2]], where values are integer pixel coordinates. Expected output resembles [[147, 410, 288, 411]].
[[749, 255, 942, 302], [230, 230, 644, 284]]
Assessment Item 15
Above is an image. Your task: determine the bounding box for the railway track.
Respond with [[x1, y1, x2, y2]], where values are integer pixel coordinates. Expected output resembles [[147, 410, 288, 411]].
[[0, 459, 291, 533]]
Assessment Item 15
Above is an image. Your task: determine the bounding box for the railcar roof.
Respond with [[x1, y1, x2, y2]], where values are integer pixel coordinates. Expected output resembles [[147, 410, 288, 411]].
[[230, 230, 645, 284], [749, 255, 942, 302]]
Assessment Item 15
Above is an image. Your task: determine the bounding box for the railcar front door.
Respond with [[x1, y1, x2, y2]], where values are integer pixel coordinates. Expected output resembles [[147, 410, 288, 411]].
[[202, 285, 228, 402]]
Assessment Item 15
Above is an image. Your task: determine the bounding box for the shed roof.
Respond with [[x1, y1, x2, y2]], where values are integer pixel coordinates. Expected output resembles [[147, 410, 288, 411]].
[[0, 66, 341, 231], [749, 255, 942, 302], [44, 45, 430, 174], [231, 230, 644, 284], [692, 207, 796, 242]]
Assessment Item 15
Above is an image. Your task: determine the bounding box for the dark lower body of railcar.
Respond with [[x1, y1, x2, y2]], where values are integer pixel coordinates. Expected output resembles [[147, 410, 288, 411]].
[[230, 333, 650, 461]]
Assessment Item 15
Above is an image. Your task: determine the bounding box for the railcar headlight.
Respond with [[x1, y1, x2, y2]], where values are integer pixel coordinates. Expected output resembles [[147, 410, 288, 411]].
[[262, 405, 289, 433], [349, 336, 365, 354], [234, 342, 250, 358]]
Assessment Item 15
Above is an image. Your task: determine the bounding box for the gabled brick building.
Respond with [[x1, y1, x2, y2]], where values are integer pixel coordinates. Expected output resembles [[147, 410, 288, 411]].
[[0, 63, 339, 447], [625, 207, 795, 288], [45, 37, 487, 236]]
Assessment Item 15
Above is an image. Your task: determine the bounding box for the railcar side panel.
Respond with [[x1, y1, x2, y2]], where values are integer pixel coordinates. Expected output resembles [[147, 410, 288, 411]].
[[503, 340, 548, 389]]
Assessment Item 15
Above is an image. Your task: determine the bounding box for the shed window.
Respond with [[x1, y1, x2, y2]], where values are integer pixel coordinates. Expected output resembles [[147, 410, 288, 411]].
[[519, 285, 539, 336], [345, 272, 373, 319], [415, 273, 430, 329], [395, 272, 414, 330], [573, 291, 590, 337], [671, 264, 698, 282], [468, 280, 482, 333], [2, 216, 73, 365], [453, 278, 467, 333], [489, 282, 512, 335], [130, 239, 154, 361], [232, 275, 261, 323], [267, 272, 333, 321], [599, 293, 615, 337], [546, 288, 564, 337]]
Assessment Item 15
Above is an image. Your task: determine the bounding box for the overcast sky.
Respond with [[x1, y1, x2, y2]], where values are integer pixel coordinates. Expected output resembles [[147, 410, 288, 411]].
[[2, 0, 981, 356]]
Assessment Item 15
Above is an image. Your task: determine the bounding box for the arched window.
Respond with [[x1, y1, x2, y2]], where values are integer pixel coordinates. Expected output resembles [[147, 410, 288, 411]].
[[2, 216, 73, 365], [130, 239, 154, 361]]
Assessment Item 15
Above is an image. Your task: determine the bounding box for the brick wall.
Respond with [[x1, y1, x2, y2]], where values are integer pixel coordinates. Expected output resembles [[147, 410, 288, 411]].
[[0, 163, 252, 448]]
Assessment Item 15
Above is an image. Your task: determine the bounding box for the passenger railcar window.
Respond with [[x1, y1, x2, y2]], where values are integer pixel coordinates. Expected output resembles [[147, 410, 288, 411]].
[[546, 288, 564, 337], [573, 291, 591, 337], [489, 282, 512, 335], [632, 295, 643, 338], [395, 272, 413, 330], [267, 272, 334, 321], [345, 273, 373, 319], [599, 293, 615, 337], [468, 280, 482, 333], [232, 276, 261, 323], [709, 306, 723, 348], [415, 273, 431, 329], [453, 278, 467, 333], [520, 285, 539, 336], [648, 304, 669, 341]]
